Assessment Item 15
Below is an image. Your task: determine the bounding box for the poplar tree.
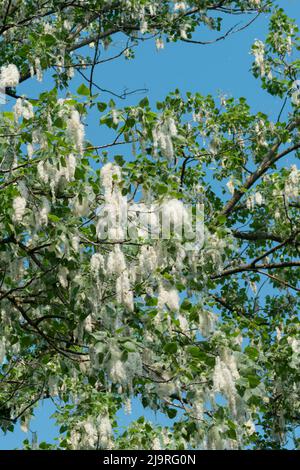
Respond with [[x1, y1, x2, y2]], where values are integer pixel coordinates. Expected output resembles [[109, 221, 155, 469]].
[[0, 1, 299, 450]]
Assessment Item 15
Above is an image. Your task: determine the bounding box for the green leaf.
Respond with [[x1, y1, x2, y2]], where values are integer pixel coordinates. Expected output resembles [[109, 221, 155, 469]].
[[245, 346, 259, 361], [139, 97, 149, 108], [216, 215, 227, 225], [43, 34, 56, 46], [48, 213, 60, 223], [226, 429, 237, 440], [181, 300, 192, 311], [187, 346, 205, 360], [145, 296, 158, 306], [248, 375, 261, 388], [123, 341, 136, 352], [166, 408, 177, 419], [77, 83, 90, 96], [97, 102, 107, 112], [164, 342, 178, 354], [114, 155, 125, 166]]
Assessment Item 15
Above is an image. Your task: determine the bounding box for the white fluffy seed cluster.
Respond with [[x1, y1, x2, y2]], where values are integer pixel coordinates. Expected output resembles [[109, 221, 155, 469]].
[[90, 253, 105, 276], [94, 164, 135, 310], [254, 119, 268, 147], [285, 164, 299, 199], [250, 0, 261, 6], [106, 244, 126, 276], [158, 284, 180, 311], [67, 109, 85, 153], [138, 245, 158, 275], [246, 191, 264, 210], [34, 57, 43, 82], [12, 196, 27, 223], [155, 37, 164, 50], [160, 198, 192, 238], [100, 162, 122, 200], [116, 271, 134, 311], [0, 64, 20, 88], [152, 116, 178, 160], [198, 310, 216, 337], [124, 397, 132, 415], [0, 339, 6, 364], [109, 358, 126, 384], [96, 163, 127, 241], [226, 179, 235, 195], [152, 437, 162, 450], [252, 40, 266, 77], [129, 202, 160, 240], [98, 415, 113, 448], [174, 2, 187, 12], [287, 337, 300, 368], [37, 154, 76, 201], [213, 349, 240, 412], [37, 197, 51, 227], [13, 98, 34, 120], [77, 415, 112, 449], [58, 266, 69, 289], [291, 82, 300, 106], [108, 350, 143, 386]]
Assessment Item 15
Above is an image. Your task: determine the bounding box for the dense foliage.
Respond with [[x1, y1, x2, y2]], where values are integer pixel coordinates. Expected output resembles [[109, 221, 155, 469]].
[[0, 0, 299, 450]]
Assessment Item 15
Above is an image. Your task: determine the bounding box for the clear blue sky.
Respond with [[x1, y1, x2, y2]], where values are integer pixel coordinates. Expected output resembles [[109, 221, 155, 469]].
[[1, 0, 299, 449]]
